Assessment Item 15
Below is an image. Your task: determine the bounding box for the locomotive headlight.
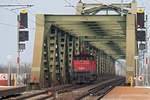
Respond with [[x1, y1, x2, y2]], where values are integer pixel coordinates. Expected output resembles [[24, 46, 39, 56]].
[[86, 67, 89, 70], [74, 68, 77, 72], [79, 67, 85, 70]]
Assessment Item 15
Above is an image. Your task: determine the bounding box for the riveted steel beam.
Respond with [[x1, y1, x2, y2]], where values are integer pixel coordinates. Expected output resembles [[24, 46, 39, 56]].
[[82, 36, 126, 42], [90, 42, 125, 58], [83, 3, 131, 8], [49, 20, 126, 36], [67, 35, 75, 83], [57, 30, 68, 84], [45, 15, 126, 22], [84, 6, 103, 15], [55, 24, 125, 31]]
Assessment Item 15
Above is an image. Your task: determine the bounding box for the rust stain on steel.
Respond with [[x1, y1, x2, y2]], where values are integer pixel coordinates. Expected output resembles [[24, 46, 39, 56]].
[[102, 86, 150, 100]]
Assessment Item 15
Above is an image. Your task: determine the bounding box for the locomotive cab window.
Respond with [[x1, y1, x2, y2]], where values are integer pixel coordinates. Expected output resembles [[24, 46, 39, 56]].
[[75, 56, 83, 60], [85, 56, 93, 60]]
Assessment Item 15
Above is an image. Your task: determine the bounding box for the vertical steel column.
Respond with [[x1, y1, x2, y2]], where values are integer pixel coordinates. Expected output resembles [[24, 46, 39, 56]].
[[99, 51, 101, 75], [89, 46, 93, 55], [41, 37, 51, 88], [108, 56, 111, 73], [105, 55, 109, 74], [85, 42, 90, 53], [48, 26, 59, 86], [41, 23, 53, 88], [111, 57, 115, 75], [112, 59, 115, 74], [67, 35, 74, 83], [96, 49, 99, 75], [96, 50, 99, 75], [105, 55, 108, 74], [104, 54, 107, 74], [110, 58, 114, 74], [75, 37, 80, 55], [103, 54, 106, 74], [100, 51, 103, 74], [58, 30, 67, 84]]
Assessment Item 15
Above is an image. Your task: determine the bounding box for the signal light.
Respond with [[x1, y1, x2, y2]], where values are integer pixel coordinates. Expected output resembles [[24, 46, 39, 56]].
[[139, 43, 145, 50], [137, 10, 144, 28], [137, 24, 140, 28], [19, 31, 29, 41], [20, 24, 24, 28], [136, 31, 145, 41], [20, 9, 28, 29]]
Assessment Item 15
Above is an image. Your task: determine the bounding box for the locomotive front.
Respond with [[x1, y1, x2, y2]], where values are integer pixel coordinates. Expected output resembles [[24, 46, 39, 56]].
[[72, 54, 97, 83]]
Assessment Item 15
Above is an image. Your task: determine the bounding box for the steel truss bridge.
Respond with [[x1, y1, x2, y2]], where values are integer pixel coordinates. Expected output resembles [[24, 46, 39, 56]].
[[31, 1, 138, 88]]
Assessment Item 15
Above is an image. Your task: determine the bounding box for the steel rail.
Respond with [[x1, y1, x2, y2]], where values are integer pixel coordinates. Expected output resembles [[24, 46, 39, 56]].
[[12, 84, 72, 100], [74, 77, 125, 100], [35, 84, 89, 100]]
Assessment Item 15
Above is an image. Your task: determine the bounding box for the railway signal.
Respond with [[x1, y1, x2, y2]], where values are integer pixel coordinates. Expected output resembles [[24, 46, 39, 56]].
[[17, 10, 29, 85], [19, 31, 29, 42], [139, 43, 145, 50], [137, 9, 145, 28], [136, 31, 145, 41], [20, 9, 28, 29], [136, 9, 146, 42]]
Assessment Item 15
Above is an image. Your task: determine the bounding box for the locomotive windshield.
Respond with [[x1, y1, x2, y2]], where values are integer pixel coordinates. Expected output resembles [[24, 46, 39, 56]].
[[74, 56, 94, 60], [85, 57, 93, 60], [75, 56, 83, 60]]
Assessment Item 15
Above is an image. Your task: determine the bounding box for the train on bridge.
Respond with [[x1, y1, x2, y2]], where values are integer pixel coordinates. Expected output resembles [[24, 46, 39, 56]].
[[72, 53, 97, 83]]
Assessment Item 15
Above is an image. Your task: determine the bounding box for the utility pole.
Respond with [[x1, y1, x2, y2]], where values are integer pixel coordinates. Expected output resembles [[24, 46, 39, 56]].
[[17, 15, 20, 85]]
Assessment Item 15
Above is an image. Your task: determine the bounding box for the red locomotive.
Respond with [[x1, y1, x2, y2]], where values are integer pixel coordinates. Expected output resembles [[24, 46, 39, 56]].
[[72, 53, 97, 83]]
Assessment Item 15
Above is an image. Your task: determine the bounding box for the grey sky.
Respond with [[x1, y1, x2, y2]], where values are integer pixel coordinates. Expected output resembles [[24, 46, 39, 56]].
[[0, 0, 149, 65]]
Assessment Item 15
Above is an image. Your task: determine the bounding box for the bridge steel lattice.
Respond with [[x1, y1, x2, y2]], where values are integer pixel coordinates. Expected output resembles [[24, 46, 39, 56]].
[[30, 1, 137, 88]]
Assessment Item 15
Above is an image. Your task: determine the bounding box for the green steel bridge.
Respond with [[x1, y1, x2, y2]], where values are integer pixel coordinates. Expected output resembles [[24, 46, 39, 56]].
[[31, 1, 138, 88]]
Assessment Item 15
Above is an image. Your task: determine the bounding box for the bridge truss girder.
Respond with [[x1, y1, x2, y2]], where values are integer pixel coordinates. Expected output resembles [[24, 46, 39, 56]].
[[31, 1, 137, 88]]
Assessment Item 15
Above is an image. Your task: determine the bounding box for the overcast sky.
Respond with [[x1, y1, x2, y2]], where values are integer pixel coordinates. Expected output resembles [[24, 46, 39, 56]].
[[0, 0, 149, 65]]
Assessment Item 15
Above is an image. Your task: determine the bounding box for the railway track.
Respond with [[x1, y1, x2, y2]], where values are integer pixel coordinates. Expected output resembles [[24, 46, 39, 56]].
[[53, 76, 125, 100], [6, 84, 88, 100], [3, 76, 124, 100], [80, 77, 125, 100], [76, 77, 125, 100]]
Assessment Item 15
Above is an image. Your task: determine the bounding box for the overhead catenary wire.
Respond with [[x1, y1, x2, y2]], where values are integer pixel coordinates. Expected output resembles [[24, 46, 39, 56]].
[[0, 22, 17, 27], [0, 21, 35, 30], [64, 0, 76, 9], [11, 0, 49, 27], [1, 1, 140, 32], [0, 5, 42, 29], [0, 8, 36, 30]]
